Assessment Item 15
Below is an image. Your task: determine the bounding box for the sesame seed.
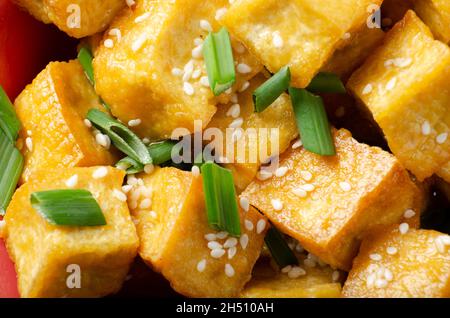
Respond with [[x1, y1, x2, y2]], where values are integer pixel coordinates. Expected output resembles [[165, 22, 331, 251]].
[[194, 37, 203, 46], [149, 211, 157, 218], [240, 234, 249, 249], [271, 199, 283, 211], [239, 81, 250, 92], [342, 32, 351, 40], [375, 279, 388, 288], [191, 165, 200, 177], [394, 57, 412, 68], [239, 197, 250, 212], [225, 264, 235, 277], [272, 32, 283, 48], [300, 171, 312, 181], [237, 63, 252, 74], [256, 219, 266, 234], [113, 189, 127, 202], [228, 246, 237, 259], [386, 246, 397, 255], [370, 253, 382, 261], [211, 248, 226, 258], [84, 119, 92, 128], [384, 268, 393, 281], [200, 76, 210, 87], [244, 219, 254, 231], [421, 121, 431, 135], [25, 137, 33, 151], [384, 59, 394, 67], [339, 181, 352, 192], [292, 187, 307, 198], [362, 84, 373, 95], [275, 166, 288, 177], [440, 235, 450, 245], [300, 184, 315, 192], [207, 241, 222, 250], [65, 175, 78, 188], [104, 39, 114, 48], [292, 139, 303, 149], [256, 170, 272, 181], [197, 259, 206, 272], [96, 133, 111, 149], [204, 233, 217, 241], [386, 77, 397, 91], [436, 133, 448, 144], [109, 28, 122, 42], [224, 237, 238, 248], [229, 117, 243, 129], [183, 82, 195, 95], [199, 19, 212, 32], [404, 209, 416, 219], [216, 231, 228, 239], [215, 8, 227, 20], [131, 34, 146, 52], [192, 69, 201, 79], [234, 42, 245, 54], [192, 44, 203, 59], [281, 265, 292, 273], [128, 119, 141, 127], [332, 271, 340, 282], [93, 167, 108, 179], [303, 258, 316, 268], [139, 198, 151, 209], [127, 175, 137, 186], [288, 266, 306, 278], [144, 164, 154, 174], [134, 12, 150, 23], [399, 223, 409, 234], [126, 0, 135, 7]]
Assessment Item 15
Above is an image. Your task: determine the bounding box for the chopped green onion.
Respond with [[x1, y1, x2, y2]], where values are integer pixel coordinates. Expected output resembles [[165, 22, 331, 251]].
[[31, 189, 106, 226], [0, 130, 23, 215], [264, 226, 298, 268], [307, 72, 346, 94], [201, 162, 241, 236], [0, 85, 20, 141], [87, 109, 152, 165], [289, 88, 336, 156], [148, 140, 178, 165], [253, 66, 291, 112], [203, 27, 236, 96], [77, 47, 95, 86], [116, 156, 144, 175]]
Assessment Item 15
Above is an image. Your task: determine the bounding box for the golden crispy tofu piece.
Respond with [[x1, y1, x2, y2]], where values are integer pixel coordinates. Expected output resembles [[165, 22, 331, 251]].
[[4, 167, 139, 298], [241, 129, 422, 270], [343, 226, 450, 297], [93, 0, 261, 140], [241, 258, 341, 298], [347, 11, 450, 182], [13, 0, 126, 38], [14, 60, 117, 184], [438, 163, 450, 184], [129, 167, 267, 297], [221, 0, 383, 88], [206, 74, 298, 192], [413, 0, 450, 43]]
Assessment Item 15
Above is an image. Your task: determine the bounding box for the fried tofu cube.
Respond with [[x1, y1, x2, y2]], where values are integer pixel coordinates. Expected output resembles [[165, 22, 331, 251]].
[[413, 0, 450, 43], [129, 167, 267, 297], [93, 0, 261, 140], [14, 60, 118, 184], [221, 0, 383, 88], [438, 162, 450, 183], [241, 129, 422, 270], [343, 226, 450, 297], [206, 74, 298, 192], [4, 167, 139, 298], [13, 0, 126, 38], [347, 11, 450, 182], [241, 258, 341, 298]]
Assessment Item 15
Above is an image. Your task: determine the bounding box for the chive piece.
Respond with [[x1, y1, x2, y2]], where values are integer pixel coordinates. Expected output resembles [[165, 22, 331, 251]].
[[264, 226, 298, 268], [116, 156, 144, 175], [0, 86, 20, 141], [30, 189, 106, 226], [201, 162, 241, 236], [0, 131, 23, 215], [77, 47, 95, 86], [253, 66, 291, 112], [148, 140, 177, 165], [203, 27, 236, 96], [307, 72, 346, 94], [87, 109, 152, 165], [289, 88, 336, 156]]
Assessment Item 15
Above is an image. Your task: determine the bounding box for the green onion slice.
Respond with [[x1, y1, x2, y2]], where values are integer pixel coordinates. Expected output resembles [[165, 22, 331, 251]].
[[116, 156, 144, 175], [289, 88, 336, 156], [253, 66, 291, 112], [264, 226, 299, 268], [87, 109, 152, 165], [77, 47, 95, 86], [30, 189, 106, 226], [307, 72, 346, 94], [148, 140, 177, 165], [203, 27, 236, 96], [201, 162, 241, 236], [0, 130, 23, 215], [0, 85, 20, 141]]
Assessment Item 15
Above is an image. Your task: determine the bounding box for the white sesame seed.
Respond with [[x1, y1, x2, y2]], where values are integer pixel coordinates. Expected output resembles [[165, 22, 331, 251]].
[[122, 185, 133, 194], [224, 237, 238, 248], [128, 119, 141, 127], [225, 263, 235, 277], [436, 133, 448, 144], [271, 199, 283, 211], [204, 233, 217, 241], [192, 69, 201, 79], [288, 266, 306, 278], [65, 174, 78, 188], [228, 246, 237, 259], [237, 63, 252, 74], [292, 139, 303, 149], [229, 117, 243, 129], [127, 175, 137, 186], [215, 8, 227, 20], [244, 219, 254, 231], [332, 270, 340, 282], [139, 198, 151, 209], [25, 137, 33, 151], [191, 165, 200, 177], [272, 32, 283, 48], [256, 219, 266, 234], [211, 248, 226, 258], [199, 19, 213, 32], [240, 233, 249, 249], [149, 211, 157, 218], [404, 209, 416, 219], [303, 258, 316, 268], [362, 84, 373, 95], [342, 32, 351, 40], [194, 37, 203, 46], [384, 268, 393, 281], [239, 81, 250, 92], [200, 76, 210, 87], [183, 82, 195, 96], [281, 265, 292, 273], [421, 121, 431, 135], [207, 241, 222, 250], [134, 12, 150, 23], [230, 93, 238, 103], [104, 38, 114, 48], [142, 164, 153, 175], [131, 34, 146, 52], [109, 28, 122, 42], [275, 166, 288, 177], [126, 0, 135, 7], [93, 167, 108, 179], [386, 77, 397, 91], [257, 170, 273, 181], [192, 44, 203, 59], [84, 119, 92, 128], [239, 197, 249, 212], [394, 57, 412, 68], [197, 259, 206, 272], [95, 133, 111, 149], [300, 171, 312, 181], [300, 184, 315, 192], [384, 59, 394, 67], [216, 231, 228, 239], [440, 235, 450, 245], [399, 223, 409, 234], [339, 181, 352, 192], [292, 187, 307, 198], [375, 279, 388, 288], [113, 189, 127, 202], [370, 253, 382, 261], [386, 246, 397, 255]]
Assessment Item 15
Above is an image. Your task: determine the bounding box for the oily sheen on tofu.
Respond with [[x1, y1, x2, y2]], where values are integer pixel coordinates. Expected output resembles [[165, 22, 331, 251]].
[[4, 167, 139, 298], [343, 226, 450, 297], [347, 11, 450, 182], [129, 167, 267, 298], [206, 74, 298, 192], [241, 129, 423, 270], [14, 60, 117, 184], [13, 0, 126, 38], [221, 0, 384, 88], [93, 0, 261, 140], [413, 0, 450, 43]]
